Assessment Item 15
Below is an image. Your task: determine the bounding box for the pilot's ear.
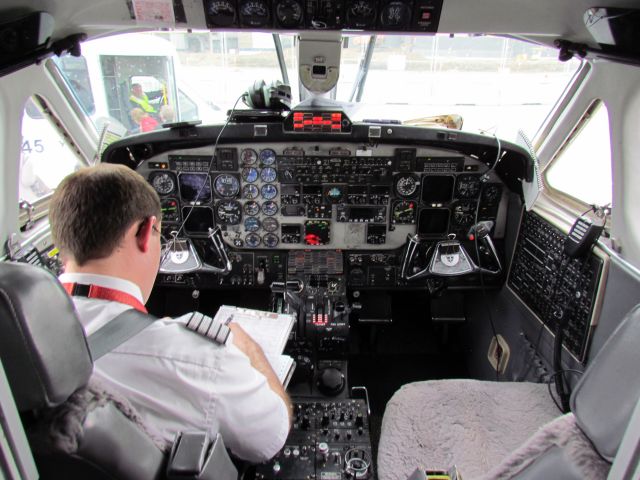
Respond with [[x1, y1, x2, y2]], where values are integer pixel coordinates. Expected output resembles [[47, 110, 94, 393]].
[[134, 216, 156, 253]]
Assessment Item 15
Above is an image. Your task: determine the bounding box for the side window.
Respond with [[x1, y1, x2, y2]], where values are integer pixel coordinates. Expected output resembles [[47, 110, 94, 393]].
[[52, 56, 96, 115], [19, 96, 85, 205], [545, 100, 612, 207]]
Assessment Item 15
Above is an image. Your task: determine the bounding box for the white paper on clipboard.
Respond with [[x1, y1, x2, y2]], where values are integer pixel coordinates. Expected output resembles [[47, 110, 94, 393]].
[[132, 0, 175, 24]]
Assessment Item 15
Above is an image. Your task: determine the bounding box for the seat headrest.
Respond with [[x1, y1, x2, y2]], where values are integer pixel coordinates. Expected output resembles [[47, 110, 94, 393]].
[[571, 304, 640, 462], [0, 262, 92, 411]]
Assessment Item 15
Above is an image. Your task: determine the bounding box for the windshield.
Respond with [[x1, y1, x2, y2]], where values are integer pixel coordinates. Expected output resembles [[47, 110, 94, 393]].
[[54, 31, 580, 143]]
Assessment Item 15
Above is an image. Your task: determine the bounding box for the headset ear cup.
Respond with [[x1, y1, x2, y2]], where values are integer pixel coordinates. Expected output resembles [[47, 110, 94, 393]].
[[249, 79, 266, 109]]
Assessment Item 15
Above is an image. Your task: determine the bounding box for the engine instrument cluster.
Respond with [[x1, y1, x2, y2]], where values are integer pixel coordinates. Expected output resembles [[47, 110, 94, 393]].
[[203, 0, 443, 32]]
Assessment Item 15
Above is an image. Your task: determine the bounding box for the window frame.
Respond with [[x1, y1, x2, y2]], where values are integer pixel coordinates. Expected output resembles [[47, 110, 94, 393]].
[[18, 94, 87, 230]]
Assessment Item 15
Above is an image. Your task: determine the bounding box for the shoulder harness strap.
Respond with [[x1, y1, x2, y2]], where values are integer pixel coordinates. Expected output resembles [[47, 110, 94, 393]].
[[88, 309, 156, 361]]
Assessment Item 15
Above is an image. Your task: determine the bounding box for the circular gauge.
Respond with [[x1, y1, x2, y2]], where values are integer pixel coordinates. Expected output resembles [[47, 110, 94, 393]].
[[263, 233, 279, 248], [244, 216, 261, 232], [206, 0, 236, 26], [244, 201, 260, 216], [214, 174, 240, 198], [150, 172, 175, 195], [482, 184, 501, 203], [216, 200, 242, 225], [260, 167, 277, 183], [240, 148, 258, 165], [243, 184, 260, 200], [261, 184, 278, 200], [245, 233, 261, 248], [456, 175, 481, 198], [239, 0, 270, 27], [391, 200, 417, 224], [160, 198, 180, 223], [395, 174, 420, 198], [452, 201, 476, 226], [347, 0, 376, 27], [262, 201, 278, 216], [275, 0, 303, 27], [259, 149, 277, 165], [262, 217, 279, 233], [380, 1, 411, 28], [241, 167, 259, 183]]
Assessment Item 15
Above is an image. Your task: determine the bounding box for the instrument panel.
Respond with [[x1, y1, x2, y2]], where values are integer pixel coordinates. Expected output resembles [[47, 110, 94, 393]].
[[203, 0, 443, 32], [137, 143, 507, 252]]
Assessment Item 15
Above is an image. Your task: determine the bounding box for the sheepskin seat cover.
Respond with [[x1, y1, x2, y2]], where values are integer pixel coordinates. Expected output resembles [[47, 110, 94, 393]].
[[378, 379, 560, 480]]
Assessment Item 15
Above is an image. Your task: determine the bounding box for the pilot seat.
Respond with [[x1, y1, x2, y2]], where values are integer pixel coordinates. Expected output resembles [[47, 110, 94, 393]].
[[378, 305, 640, 479], [0, 261, 235, 480]]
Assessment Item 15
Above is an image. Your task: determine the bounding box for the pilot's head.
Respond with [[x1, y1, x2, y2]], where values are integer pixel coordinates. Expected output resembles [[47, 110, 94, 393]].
[[50, 164, 162, 301]]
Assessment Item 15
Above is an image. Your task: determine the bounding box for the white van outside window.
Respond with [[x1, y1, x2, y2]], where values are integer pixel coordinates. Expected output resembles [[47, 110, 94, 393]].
[[52, 33, 226, 140]]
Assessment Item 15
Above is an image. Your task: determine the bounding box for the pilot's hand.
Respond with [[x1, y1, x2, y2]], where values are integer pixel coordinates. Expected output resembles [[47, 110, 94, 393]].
[[228, 322, 292, 423], [229, 322, 263, 358]]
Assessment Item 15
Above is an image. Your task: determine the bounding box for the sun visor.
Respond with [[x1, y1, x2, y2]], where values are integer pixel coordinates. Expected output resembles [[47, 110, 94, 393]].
[[585, 8, 640, 57]]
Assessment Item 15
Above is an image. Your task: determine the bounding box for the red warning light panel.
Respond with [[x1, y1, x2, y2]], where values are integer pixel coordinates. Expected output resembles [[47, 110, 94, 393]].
[[285, 111, 351, 133]]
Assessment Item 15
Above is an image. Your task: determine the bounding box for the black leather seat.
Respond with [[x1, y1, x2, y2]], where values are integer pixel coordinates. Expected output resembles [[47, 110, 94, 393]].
[[378, 305, 640, 479], [0, 261, 167, 479]]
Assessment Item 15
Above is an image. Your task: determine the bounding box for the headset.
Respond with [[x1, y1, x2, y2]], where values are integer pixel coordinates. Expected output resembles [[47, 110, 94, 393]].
[[243, 79, 292, 110]]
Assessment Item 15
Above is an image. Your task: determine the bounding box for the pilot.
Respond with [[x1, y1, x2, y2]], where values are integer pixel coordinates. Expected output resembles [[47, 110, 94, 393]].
[[49, 163, 292, 462], [129, 82, 163, 115]]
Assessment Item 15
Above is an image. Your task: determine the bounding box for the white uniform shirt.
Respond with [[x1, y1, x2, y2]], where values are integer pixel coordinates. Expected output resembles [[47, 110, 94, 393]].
[[59, 272, 289, 463]]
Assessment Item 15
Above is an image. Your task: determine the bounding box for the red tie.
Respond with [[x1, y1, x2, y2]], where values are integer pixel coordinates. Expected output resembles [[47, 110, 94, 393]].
[[62, 283, 148, 314]]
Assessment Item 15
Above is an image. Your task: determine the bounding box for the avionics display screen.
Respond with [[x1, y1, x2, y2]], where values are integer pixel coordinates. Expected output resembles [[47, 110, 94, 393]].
[[370, 185, 390, 195], [418, 208, 450, 236], [421, 176, 454, 203], [349, 185, 367, 195], [350, 207, 378, 219], [182, 207, 214, 234], [304, 185, 322, 195], [179, 173, 212, 203], [282, 224, 301, 236], [304, 220, 330, 245]]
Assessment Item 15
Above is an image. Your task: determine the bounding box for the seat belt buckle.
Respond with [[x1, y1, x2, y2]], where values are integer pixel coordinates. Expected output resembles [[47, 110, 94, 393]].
[[407, 466, 463, 480]]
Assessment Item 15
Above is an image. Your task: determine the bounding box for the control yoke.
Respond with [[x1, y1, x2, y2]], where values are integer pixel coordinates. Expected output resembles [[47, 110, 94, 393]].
[[202, 227, 233, 274], [159, 227, 232, 275], [400, 221, 502, 281]]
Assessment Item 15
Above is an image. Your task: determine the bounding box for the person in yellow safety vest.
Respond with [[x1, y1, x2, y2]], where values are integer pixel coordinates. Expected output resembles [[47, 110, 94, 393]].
[[129, 83, 165, 115]]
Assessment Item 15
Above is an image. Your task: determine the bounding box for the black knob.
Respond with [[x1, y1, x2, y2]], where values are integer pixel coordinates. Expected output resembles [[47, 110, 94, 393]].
[[355, 413, 364, 427], [317, 367, 346, 396]]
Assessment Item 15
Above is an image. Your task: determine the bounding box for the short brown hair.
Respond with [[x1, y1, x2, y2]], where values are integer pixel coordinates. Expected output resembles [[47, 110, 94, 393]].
[[50, 164, 161, 266]]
